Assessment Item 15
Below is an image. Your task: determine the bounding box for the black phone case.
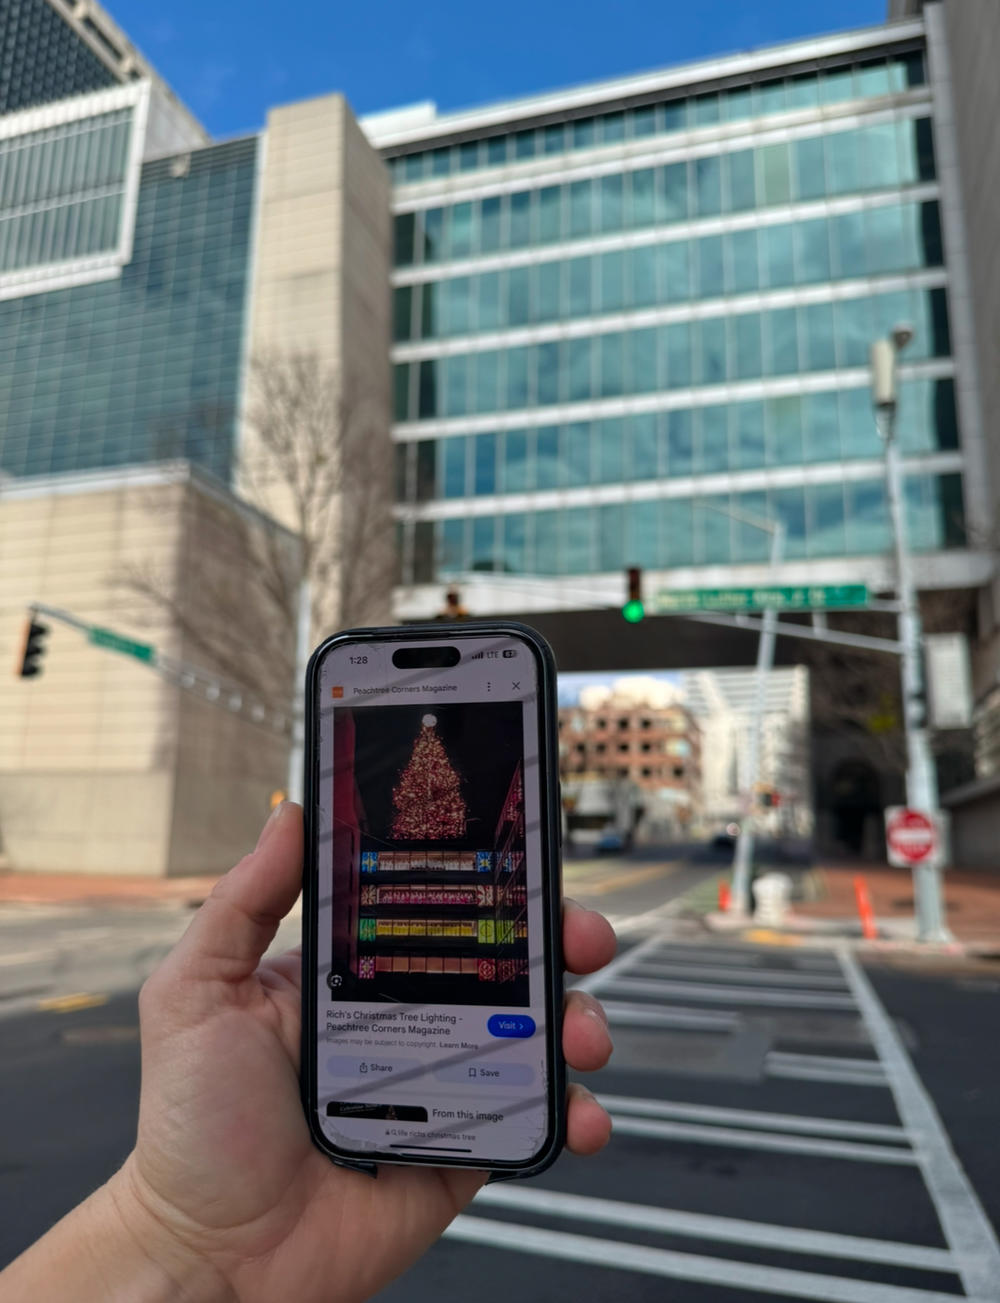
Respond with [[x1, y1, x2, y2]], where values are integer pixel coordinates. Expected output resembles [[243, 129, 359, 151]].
[[301, 620, 566, 1181]]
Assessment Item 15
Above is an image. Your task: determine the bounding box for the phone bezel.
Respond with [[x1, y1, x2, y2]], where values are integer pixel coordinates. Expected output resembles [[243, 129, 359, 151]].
[[300, 621, 566, 1178]]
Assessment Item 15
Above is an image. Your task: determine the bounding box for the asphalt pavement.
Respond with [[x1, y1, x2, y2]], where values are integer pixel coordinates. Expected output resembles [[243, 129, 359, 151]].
[[1, 850, 999, 1303]]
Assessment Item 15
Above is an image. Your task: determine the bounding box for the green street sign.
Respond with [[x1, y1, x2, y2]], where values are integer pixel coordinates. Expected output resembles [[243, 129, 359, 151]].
[[88, 625, 156, 663], [652, 584, 869, 614]]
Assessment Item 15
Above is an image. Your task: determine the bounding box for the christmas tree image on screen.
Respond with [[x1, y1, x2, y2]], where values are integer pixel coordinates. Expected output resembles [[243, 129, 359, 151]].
[[327, 702, 531, 1006]]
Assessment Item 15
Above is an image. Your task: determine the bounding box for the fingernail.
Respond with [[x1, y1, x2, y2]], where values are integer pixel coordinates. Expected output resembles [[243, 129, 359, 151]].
[[256, 801, 286, 851], [583, 997, 609, 1027]]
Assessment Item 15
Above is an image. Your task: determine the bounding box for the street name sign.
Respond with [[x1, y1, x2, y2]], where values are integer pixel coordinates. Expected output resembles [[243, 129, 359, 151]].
[[652, 584, 869, 614], [88, 625, 156, 664], [885, 806, 940, 867]]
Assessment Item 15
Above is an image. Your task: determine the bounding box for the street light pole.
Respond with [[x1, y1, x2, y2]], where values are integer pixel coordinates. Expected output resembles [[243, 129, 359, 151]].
[[870, 332, 950, 943], [730, 520, 785, 915]]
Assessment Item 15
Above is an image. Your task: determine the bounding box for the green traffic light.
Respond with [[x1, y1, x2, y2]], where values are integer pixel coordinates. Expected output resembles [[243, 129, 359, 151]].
[[622, 600, 645, 623]]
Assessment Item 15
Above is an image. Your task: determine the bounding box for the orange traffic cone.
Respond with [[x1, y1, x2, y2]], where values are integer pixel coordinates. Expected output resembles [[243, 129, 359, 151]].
[[718, 880, 732, 911], [853, 876, 877, 940]]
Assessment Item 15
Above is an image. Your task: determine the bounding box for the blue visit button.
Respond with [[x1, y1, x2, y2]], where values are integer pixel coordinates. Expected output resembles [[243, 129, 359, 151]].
[[487, 1014, 536, 1039]]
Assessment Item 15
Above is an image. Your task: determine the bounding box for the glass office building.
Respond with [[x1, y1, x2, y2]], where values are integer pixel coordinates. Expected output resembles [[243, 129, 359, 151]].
[[374, 20, 982, 607], [0, 81, 256, 484], [0, 0, 117, 115]]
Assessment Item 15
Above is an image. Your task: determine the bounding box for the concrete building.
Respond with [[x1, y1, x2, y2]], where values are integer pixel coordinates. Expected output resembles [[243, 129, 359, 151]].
[[0, 463, 298, 873], [559, 677, 702, 816], [0, 1, 392, 872]]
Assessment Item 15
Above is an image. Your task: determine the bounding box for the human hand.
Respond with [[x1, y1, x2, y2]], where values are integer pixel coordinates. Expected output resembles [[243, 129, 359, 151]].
[[109, 802, 616, 1302]]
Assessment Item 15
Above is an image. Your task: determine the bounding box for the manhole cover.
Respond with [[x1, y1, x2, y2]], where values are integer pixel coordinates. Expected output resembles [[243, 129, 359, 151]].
[[60, 1026, 139, 1045]]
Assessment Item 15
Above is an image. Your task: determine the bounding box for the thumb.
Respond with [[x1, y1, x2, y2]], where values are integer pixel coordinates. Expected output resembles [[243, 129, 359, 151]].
[[169, 801, 303, 986]]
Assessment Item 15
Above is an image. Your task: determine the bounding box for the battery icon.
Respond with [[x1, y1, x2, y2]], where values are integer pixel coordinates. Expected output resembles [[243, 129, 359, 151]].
[[502, 649, 517, 658]]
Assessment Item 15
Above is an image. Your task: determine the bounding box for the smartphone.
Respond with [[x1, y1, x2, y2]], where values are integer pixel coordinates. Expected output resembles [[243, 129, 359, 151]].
[[301, 622, 565, 1177]]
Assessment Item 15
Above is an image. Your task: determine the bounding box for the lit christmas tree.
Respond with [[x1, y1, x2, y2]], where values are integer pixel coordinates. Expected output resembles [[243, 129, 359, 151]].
[[392, 713, 467, 840]]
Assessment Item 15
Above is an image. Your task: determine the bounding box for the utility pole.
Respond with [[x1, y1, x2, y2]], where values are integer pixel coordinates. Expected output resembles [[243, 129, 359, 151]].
[[729, 520, 785, 916], [870, 327, 950, 943]]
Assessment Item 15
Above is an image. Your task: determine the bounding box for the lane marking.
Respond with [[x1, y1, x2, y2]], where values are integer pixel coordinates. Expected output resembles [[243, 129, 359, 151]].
[[597, 1094, 910, 1143], [655, 944, 768, 968], [632, 960, 850, 989], [601, 1001, 741, 1031], [768, 1052, 886, 1076], [573, 864, 680, 895], [37, 992, 108, 1013], [837, 947, 1000, 1300], [572, 930, 669, 996], [474, 1185, 956, 1272], [607, 1115, 918, 1164], [0, 950, 50, 967], [767, 1061, 893, 1089], [446, 1216, 980, 1303], [606, 976, 857, 1009]]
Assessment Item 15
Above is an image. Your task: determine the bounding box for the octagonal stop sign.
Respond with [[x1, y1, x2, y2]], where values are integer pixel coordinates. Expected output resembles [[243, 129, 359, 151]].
[[885, 807, 939, 867]]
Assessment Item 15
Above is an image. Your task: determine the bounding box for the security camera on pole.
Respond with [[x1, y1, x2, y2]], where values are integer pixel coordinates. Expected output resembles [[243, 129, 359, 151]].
[[870, 326, 950, 944]]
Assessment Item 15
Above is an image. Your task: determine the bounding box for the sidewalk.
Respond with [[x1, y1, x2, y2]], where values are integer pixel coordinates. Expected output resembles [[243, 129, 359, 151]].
[[794, 862, 1000, 951], [0, 870, 220, 909]]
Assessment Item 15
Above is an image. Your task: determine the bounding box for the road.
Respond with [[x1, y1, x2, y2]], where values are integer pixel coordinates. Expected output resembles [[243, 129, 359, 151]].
[[1, 850, 999, 1303]]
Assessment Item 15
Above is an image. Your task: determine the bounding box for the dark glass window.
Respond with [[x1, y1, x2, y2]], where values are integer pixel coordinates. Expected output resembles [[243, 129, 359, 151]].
[[694, 156, 722, 216], [543, 124, 566, 154], [393, 285, 412, 341], [442, 437, 468, 497], [538, 186, 562, 242], [660, 162, 689, 222], [418, 360, 438, 418], [727, 150, 757, 211], [474, 432, 497, 495], [514, 129, 536, 159], [509, 191, 532, 246], [599, 174, 624, 232], [480, 196, 502, 253], [394, 212, 415, 266], [572, 118, 596, 149], [601, 112, 627, 143]]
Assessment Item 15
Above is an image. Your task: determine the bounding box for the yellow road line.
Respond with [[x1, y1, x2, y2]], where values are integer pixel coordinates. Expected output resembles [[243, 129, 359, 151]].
[[742, 929, 805, 948], [37, 992, 108, 1013], [572, 864, 679, 896]]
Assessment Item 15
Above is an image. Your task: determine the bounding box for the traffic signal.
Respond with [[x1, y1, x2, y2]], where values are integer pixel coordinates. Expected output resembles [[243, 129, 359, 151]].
[[435, 588, 469, 620], [18, 615, 49, 678], [622, 567, 644, 623]]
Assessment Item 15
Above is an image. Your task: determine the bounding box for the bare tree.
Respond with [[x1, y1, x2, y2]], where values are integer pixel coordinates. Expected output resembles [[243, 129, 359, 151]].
[[116, 349, 394, 714], [803, 584, 978, 779], [239, 349, 395, 637]]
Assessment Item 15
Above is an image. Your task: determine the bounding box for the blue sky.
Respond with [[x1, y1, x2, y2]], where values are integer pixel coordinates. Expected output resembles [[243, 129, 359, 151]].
[[108, 0, 886, 139]]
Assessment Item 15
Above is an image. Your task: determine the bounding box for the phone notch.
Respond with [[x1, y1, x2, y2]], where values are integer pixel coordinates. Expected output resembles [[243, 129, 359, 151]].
[[391, 646, 461, 669]]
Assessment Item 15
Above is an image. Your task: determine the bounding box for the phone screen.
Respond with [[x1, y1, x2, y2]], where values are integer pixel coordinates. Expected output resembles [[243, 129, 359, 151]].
[[311, 633, 555, 1166]]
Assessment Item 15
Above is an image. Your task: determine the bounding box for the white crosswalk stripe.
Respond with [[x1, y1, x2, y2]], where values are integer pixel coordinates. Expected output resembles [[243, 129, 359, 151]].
[[466, 926, 998, 1301]]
